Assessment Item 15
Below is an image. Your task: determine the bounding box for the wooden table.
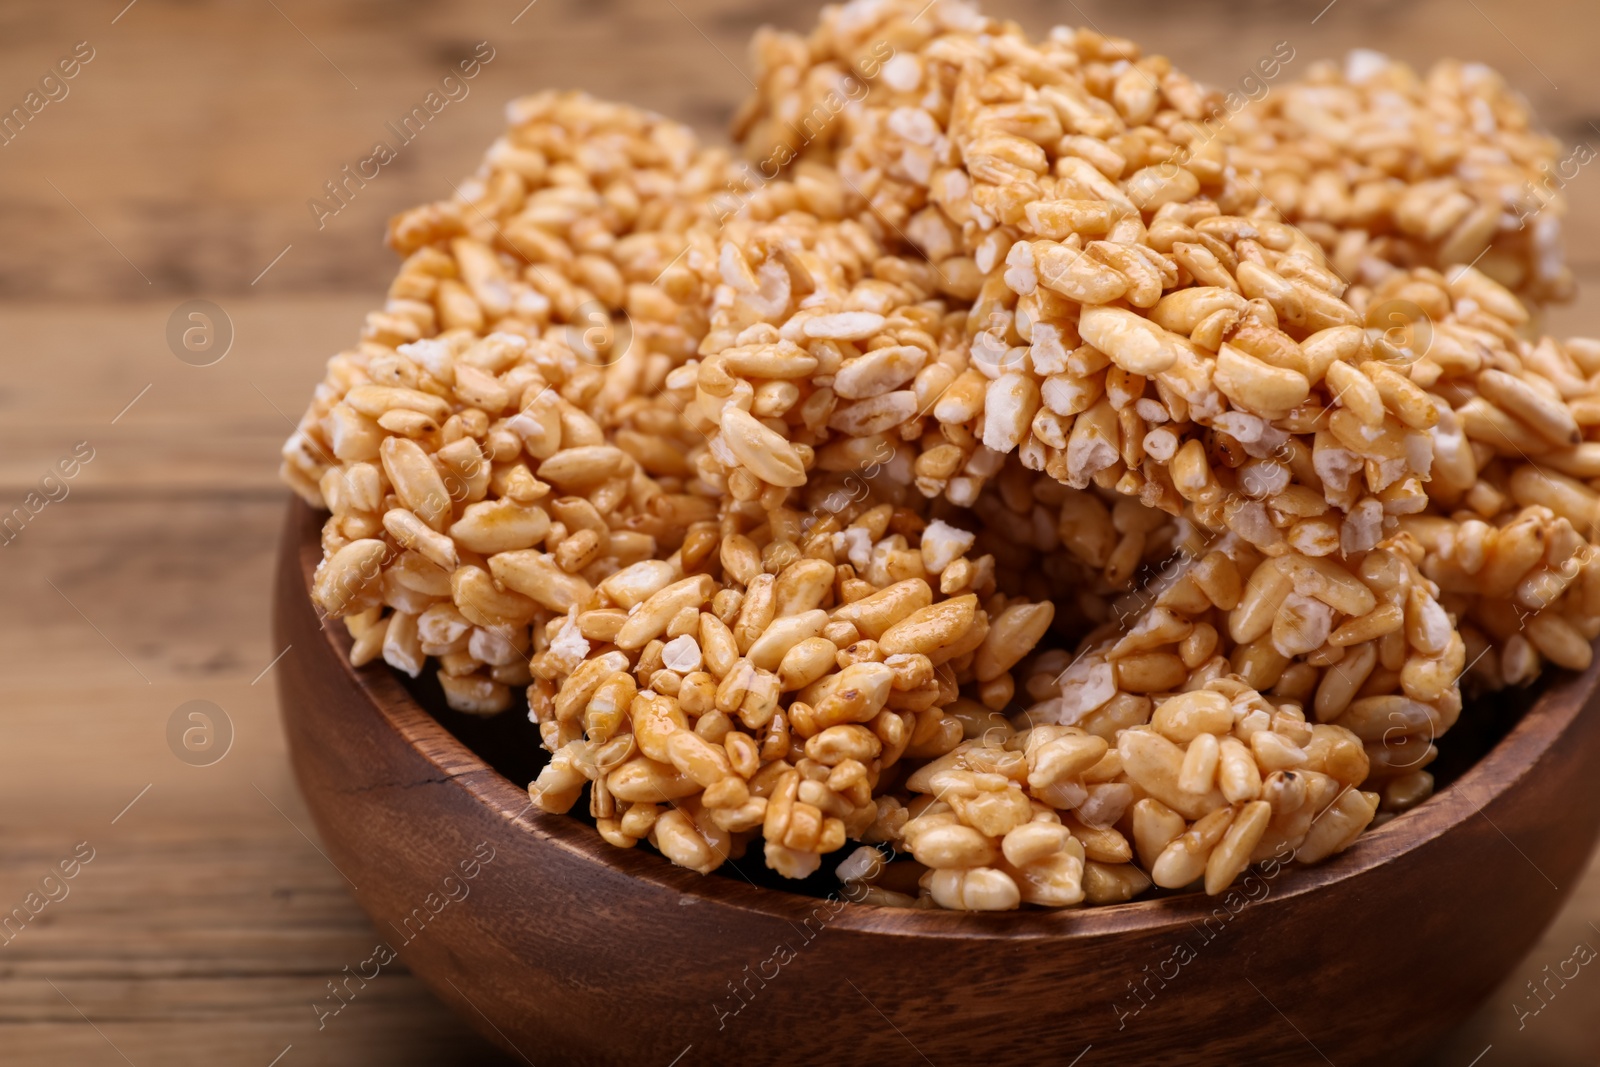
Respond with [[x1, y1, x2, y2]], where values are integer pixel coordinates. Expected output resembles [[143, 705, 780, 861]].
[[0, 1, 1596, 1063]]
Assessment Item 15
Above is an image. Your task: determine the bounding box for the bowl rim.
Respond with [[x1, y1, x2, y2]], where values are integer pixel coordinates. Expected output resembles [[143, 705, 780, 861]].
[[287, 497, 1589, 938]]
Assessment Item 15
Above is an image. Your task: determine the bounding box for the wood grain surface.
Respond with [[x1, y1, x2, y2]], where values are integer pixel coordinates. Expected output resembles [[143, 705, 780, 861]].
[[0, 0, 1597, 1064]]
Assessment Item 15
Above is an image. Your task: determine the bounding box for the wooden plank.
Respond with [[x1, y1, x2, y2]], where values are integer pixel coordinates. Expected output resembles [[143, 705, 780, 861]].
[[0, 759, 514, 1064], [0, 297, 365, 493], [0, 492, 502, 1062]]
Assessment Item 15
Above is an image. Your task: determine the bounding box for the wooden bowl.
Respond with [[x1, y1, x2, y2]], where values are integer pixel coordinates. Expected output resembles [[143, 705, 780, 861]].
[[274, 498, 1600, 1066]]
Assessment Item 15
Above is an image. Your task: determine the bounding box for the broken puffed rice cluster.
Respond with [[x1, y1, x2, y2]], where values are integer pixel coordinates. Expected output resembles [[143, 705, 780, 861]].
[[284, 0, 1600, 910], [736, 1, 1568, 300]]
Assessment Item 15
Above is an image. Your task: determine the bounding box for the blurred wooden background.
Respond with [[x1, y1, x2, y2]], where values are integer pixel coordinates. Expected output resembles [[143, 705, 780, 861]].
[[0, 0, 1597, 1064]]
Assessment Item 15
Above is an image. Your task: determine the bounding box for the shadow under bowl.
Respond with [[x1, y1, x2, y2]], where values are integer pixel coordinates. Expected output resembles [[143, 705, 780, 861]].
[[273, 498, 1600, 1066]]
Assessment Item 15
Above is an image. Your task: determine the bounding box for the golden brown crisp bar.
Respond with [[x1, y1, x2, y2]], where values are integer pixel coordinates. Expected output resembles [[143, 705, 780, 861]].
[[283, 91, 741, 714], [735, 1, 1568, 302]]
